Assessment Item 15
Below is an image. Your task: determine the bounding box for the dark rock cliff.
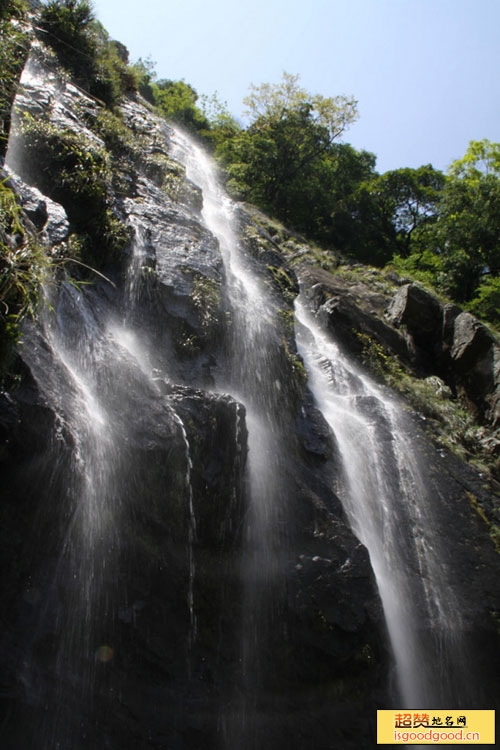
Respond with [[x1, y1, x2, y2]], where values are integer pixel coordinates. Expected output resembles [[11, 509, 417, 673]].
[[1, 22, 500, 750], [0, 47, 388, 750]]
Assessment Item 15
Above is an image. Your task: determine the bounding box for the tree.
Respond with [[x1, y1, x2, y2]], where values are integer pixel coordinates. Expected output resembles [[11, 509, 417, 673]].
[[216, 72, 358, 231], [434, 141, 500, 302], [243, 72, 358, 143], [152, 79, 209, 133], [367, 165, 445, 257], [39, 0, 97, 79], [448, 138, 500, 180]]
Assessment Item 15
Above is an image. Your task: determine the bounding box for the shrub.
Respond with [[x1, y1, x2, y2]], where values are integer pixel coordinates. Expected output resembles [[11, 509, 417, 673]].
[[38, 0, 97, 79], [467, 276, 500, 327], [20, 115, 131, 266], [152, 79, 210, 134], [0, 180, 53, 366], [20, 114, 110, 222], [38, 0, 137, 107], [0, 0, 30, 156]]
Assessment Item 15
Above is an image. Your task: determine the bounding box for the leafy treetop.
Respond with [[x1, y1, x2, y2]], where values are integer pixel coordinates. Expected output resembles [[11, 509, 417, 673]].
[[449, 139, 500, 181], [243, 71, 358, 143]]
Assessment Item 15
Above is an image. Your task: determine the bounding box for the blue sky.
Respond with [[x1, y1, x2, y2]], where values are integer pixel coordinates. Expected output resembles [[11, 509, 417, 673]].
[[93, 0, 500, 174]]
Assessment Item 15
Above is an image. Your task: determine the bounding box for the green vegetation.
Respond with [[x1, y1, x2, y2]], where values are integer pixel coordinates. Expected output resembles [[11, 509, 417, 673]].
[[38, 0, 137, 106], [19, 114, 130, 265], [266, 265, 296, 303], [0, 180, 54, 368], [21, 114, 110, 216], [0, 0, 30, 157], [355, 330, 493, 469], [152, 79, 209, 132], [214, 73, 363, 232], [382, 141, 500, 325], [191, 275, 220, 332]]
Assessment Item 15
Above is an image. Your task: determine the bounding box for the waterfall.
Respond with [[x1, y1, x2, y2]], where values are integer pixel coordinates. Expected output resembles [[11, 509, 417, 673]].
[[5, 43, 497, 750], [294, 295, 468, 707], [170, 128, 290, 744], [5, 65, 203, 746], [15, 254, 194, 748]]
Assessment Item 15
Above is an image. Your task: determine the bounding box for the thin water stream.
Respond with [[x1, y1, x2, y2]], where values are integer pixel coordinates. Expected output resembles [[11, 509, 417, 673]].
[[294, 295, 466, 707], [170, 129, 289, 745]]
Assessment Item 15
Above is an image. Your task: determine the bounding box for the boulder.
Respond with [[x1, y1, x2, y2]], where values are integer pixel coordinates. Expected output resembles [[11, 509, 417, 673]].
[[450, 311, 497, 367], [387, 282, 442, 347], [4, 169, 69, 244], [300, 267, 412, 367]]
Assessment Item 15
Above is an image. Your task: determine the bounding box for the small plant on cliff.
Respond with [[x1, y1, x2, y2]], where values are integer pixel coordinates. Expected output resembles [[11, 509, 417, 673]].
[[191, 275, 221, 332], [0, 181, 54, 364], [356, 332, 404, 383], [21, 113, 109, 216], [19, 114, 130, 265], [0, 0, 30, 156]]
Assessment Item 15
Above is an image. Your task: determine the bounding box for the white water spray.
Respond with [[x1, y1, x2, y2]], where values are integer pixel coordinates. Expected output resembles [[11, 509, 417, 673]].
[[170, 128, 290, 744], [295, 295, 463, 706]]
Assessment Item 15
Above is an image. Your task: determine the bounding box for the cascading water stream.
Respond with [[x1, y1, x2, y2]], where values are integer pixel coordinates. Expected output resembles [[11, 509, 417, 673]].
[[5, 62, 203, 744], [4, 40, 497, 750], [294, 295, 467, 707], [170, 129, 290, 742]]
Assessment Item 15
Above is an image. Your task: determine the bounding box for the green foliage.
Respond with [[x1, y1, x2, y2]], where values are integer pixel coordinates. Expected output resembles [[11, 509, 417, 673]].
[[152, 79, 209, 134], [0, 0, 30, 156], [467, 276, 500, 325], [356, 332, 404, 383], [434, 170, 500, 301], [85, 108, 138, 157], [266, 265, 296, 303], [0, 180, 54, 363], [38, 0, 97, 76], [21, 113, 110, 219], [90, 24, 138, 105], [38, 0, 137, 106], [243, 72, 358, 141], [191, 275, 220, 332], [378, 141, 500, 327], [0, 0, 28, 22], [449, 138, 500, 180], [128, 56, 156, 103], [366, 165, 445, 257], [20, 114, 130, 264], [389, 249, 447, 291], [215, 74, 365, 245]]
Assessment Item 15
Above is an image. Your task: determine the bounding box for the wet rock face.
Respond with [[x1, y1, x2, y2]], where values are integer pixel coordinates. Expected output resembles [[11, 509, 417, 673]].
[[388, 283, 500, 423], [1, 54, 390, 750], [3, 169, 69, 244], [305, 271, 500, 426], [0, 375, 250, 750]]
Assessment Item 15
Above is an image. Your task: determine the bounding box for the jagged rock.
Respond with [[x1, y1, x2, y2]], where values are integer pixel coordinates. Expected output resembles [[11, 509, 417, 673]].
[[441, 302, 462, 351], [387, 282, 442, 346], [301, 267, 412, 366], [383, 283, 500, 424], [451, 311, 497, 365], [4, 169, 69, 244]]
